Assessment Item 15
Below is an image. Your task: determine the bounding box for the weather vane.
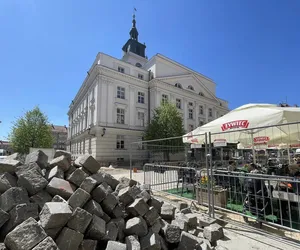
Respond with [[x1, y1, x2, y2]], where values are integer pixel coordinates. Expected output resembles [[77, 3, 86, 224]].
[[133, 7, 137, 17]]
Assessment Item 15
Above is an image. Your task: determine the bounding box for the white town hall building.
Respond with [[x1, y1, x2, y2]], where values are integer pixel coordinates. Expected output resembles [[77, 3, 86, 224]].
[[67, 14, 229, 164]]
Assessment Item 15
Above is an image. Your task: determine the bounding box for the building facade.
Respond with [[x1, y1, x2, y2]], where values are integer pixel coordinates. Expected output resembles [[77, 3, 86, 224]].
[[51, 125, 68, 150], [67, 14, 229, 164]]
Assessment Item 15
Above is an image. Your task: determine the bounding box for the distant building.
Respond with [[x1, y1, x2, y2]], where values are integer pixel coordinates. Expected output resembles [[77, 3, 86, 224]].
[[51, 125, 68, 150], [0, 140, 13, 155]]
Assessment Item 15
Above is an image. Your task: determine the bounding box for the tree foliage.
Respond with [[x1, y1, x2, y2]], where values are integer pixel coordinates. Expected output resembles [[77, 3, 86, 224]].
[[144, 102, 186, 161], [9, 107, 54, 154]]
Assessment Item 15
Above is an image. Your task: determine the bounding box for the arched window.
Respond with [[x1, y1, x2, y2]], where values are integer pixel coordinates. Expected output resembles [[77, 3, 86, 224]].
[[188, 85, 194, 91], [175, 83, 182, 89], [199, 92, 204, 96], [136, 63, 142, 68]]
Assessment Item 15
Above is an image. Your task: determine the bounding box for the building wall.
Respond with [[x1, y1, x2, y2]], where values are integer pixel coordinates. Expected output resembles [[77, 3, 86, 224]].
[[67, 51, 229, 165]]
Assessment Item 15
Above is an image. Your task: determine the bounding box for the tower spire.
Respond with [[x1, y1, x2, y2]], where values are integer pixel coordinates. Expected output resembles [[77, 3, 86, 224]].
[[130, 8, 138, 41]]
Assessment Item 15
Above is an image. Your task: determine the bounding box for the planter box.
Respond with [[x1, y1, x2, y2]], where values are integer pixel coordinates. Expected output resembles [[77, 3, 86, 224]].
[[196, 186, 228, 208]]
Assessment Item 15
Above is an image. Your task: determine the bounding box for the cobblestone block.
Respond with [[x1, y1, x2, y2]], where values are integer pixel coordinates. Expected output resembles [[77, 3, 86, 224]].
[[30, 190, 52, 210], [80, 176, 98, 193], [124, 216, 148, 237], [25, 150, 48, 169], [83, 199, 104, 218], [127, 198, 149, 217], [74, 155, 101, 174], [49, 155, 70, 172], [0, 173, 17, 193], [85, 215, 106, 240], [56, 227, 84, 250], [67, 207, 92, 234], [67, 168, 89, 187], [68, 188, 91, 208], [32, 236, 59, 250], [0, 187, 29, 212], [46, 177, 76, 200]]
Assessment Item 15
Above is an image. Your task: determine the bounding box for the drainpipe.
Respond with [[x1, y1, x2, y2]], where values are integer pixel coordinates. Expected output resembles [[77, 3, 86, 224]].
[[148, 70, 151, 123]]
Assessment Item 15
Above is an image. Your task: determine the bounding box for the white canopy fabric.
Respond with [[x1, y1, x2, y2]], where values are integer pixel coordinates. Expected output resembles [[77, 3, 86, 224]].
[[183, 104, 300, 147]]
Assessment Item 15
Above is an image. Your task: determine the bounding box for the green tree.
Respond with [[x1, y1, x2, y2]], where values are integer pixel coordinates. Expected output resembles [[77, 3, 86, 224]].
[[9, 107, 54, 154], [144, 102, 186, 161]]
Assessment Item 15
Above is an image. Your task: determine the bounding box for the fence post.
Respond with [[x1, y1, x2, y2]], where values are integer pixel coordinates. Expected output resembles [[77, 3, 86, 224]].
[[208, 132, 215, 218], [205, 133, 212, 217], [129, 143, 133, 180]]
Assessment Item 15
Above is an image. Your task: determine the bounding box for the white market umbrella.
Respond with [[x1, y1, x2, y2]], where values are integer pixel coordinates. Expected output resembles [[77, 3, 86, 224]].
[[183, 104, 300, 162]]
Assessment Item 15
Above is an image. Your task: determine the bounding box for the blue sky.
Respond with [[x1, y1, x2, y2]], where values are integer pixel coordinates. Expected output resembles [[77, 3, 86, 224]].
[[0, 0, 299, 140]]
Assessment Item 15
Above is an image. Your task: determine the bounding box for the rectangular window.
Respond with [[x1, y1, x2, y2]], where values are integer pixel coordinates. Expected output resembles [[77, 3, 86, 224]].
[[117, 108, 125, 124], [138, 92, 145, 104], [188, 109, 194, 119], [209, 108, 213, 117], [162, 94, 168, 104], [138, 74, 144, 80], [176, 99, 181, 109], [116, 135, 125, 149], [189, 124, 194, 132], [199, 119, 205, 126], [199, 105, 203, 115], [117, 86, 125, 99], [90, 109, 94, 125], [189, 102, 193, 107], [138, 112, 145, 127], [118, 66, 124, 73]]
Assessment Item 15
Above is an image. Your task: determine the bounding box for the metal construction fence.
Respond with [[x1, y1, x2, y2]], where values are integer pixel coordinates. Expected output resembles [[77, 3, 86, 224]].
[[131, 121, 300, 232]]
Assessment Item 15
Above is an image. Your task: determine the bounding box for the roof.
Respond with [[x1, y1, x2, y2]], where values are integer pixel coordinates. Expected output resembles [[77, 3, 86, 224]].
[[51, 125, 68, 133]]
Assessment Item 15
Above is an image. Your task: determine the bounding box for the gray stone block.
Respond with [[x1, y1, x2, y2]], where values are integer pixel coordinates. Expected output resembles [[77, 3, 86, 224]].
[[49, 155, 70, 172], [140, 232, 161, 250], [0, 187, 29, 212], [83, 199, 104, 218], [51, 195, 67, 203], [4, 217, 47, 250], [54, 150, 71, 164], [46, 177, 75, 200], [64, 165, 76, 179], [160, 203, 176, 221], [99, 172, 119, 190], [45, 166, 64, 181], [181, 207, 192, 214], [118, 187, 134, 206], [68, 188, 91, 208], [129, 186, 142, 199], [161, 221, 181, 244], [119, 176, 138, 187], [111, 204, 125, 218], [79, 166, 92, 176], [56, 227, 84, 250], [148, 197, 163, 214], [25, 150, 48, 169], [177, 231, 203, 250], [203, 223, 224, 242], [105, 221, 118, 241], [127, 198, 149, 217], [90, 173, 104, 184], [100, 182, 113, 194], [0, 208, 9, 229], [106, 241, 126, 250], [75, 155, 101, 174], [0, 159, 22, 174], [6, 153, 25, 164], [171, 218, 188, 232], [149, 219, 162, 234], [126, 235, 140, 250], [101, 193, 118, 214], [124, 216, 148, 237], [185, 213, 198, 229], [32, 236, 59, 250], [0, 203, 39, 237], [67, 168, 88, 187], [67, 207, 92, 234], [16, 163, 48, 196], [200, 240, 213, 250], [91, 184, 107, 203], [137, 190, 151, 203], [111, 218, 125, 241], [101, 212, 111, 223], [44, 226, 62, 239], [197, 214, 217, 228], [178, 202, 189, 210], [144, 206, 160, 226], [85, 215, 106, 240], [39, 202, 72, 229], [80, 176, 98, 193], [79, 240, 98, 250], [30, 190, 52, 210], [0, 173, 17, 193]]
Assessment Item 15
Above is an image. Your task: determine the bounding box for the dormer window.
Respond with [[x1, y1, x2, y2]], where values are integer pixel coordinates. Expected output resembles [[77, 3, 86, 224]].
[[199, 92, 204, 96], [175, 83, 182, 89], [136, 63, 142, 68], [220, 102, 222, 106], [188, 85, 194, 91]]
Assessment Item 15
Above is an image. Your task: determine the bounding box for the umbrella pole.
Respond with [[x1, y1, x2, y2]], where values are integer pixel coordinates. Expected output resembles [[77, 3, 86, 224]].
[[251, 133, 256, 164]]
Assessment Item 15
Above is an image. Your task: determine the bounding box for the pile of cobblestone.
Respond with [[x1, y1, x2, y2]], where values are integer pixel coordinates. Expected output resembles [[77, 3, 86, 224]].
[[0, 150, 228, 250]]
